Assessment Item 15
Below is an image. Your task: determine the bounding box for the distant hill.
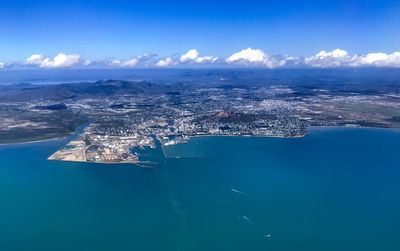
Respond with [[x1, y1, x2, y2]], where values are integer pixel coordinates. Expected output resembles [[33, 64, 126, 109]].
[[0, 80, 189, 102]]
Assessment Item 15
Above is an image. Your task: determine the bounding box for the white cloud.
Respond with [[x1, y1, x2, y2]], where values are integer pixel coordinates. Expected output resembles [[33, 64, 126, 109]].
[[226, 48, 286, 68], [108, 54, 156, 67], [15, 49, 400, 69], [284, 56, 304, 67], [196, 56, 219, 63], [0, 62, 4, 69], [263, 55, 287, 68], [25, 53, 84, 68], [110, 58, 140, 67], [358, 52, 400, 67], [155, 57, 176, 67], [304, 49, 400, 68], [304, 49, 353, 67], [26, 54, 46, 65], [227, 48, 266, 63], [359, 53, 388, 64], [180, 49, 199, 63], [180, 49, 218, 64], [40, 53, 82, 68]]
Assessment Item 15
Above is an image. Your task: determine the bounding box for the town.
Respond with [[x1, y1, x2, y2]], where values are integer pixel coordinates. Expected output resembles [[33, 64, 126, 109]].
[[1, 79, 400, 164], [39, 80, 400, 165]]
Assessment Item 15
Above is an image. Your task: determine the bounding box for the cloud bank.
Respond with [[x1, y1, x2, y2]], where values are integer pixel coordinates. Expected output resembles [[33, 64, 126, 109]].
[[108, 54, 156, 67], [155, 57, 175, 67], [304, 49, 400, 68], [227, 48, 267, 64], [110, 58, 140, 67], [6, 48, 400, 69], [358, 52, 400, 67], [180, 49, 218, 64], [226, 48, 288, 68], [25, 53, 87, 68], [304, 49, 353, 67]]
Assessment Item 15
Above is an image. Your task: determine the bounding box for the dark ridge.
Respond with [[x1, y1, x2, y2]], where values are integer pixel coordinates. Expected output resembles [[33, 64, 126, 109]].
[[34, 103, 67, 110]]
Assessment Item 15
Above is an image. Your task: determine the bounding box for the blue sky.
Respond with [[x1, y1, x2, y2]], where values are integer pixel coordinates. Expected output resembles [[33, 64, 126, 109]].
[[1, 0, 400, 67]]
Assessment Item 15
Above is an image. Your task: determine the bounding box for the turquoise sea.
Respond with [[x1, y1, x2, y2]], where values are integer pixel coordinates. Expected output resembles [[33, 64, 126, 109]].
[[1, 128, 400, 251]]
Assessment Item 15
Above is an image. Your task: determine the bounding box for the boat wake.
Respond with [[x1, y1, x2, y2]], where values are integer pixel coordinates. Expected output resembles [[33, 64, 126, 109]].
[[231, 188, 256, 200]]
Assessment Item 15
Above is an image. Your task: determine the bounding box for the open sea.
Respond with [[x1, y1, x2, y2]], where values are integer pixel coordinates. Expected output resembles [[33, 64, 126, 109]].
[[1, 128, 400, 251]]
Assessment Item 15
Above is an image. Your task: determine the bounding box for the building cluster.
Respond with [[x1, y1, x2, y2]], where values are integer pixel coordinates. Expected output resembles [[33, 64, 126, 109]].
[[46, 84, 400, 164]]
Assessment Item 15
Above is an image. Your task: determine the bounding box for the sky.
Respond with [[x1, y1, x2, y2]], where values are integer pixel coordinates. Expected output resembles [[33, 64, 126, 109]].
[[1, 0, 400, 68]]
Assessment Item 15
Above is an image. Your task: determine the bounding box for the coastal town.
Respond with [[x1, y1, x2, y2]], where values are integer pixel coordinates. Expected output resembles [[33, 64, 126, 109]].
[[37, 80, 400, 165], [1, 79, 400, 165]]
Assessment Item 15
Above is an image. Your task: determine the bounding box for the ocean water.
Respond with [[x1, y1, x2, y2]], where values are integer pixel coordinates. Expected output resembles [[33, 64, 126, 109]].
[[0, 128, 400, 251]]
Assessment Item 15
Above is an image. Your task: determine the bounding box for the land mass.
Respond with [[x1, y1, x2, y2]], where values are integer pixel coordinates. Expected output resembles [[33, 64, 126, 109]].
[[1, 69, 400, 165]]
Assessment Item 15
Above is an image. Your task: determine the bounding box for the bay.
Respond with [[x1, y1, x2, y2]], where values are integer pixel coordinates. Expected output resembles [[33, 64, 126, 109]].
[[0, 128, 399, 251]]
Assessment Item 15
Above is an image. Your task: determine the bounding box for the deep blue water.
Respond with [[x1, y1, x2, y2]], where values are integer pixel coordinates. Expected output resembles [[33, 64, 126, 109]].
[[1, 128, 400, 251]]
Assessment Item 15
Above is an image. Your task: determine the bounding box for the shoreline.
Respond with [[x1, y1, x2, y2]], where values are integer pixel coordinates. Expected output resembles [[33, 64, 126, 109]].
[[0, 123, 89, 147], [185, 133, 306, 140], [0, 136, 69, 147], [308, 125, 400, 133], [47, 158, 140, 165], [2, 125, 399, 147], [3, 125, 398, 167], [162, 125, 400, 146]]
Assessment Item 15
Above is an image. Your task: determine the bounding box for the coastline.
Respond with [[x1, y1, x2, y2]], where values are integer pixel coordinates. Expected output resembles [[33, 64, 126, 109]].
[[3, 125, 400, 147], [185, 132, 307, 140], [163, 125, 400, 147], [0, 123, 89, 147], [47, 158, 140, 166], [0, 136, 68, 147], [2, 125, 400, 148], [309, 125, 400, 134], [3, 125, 400, 167]]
